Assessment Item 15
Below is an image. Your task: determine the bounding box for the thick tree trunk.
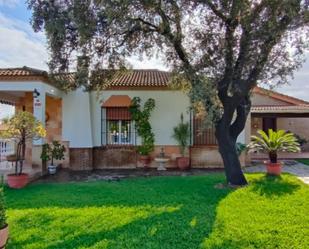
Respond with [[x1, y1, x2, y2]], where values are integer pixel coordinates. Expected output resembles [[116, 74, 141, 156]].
[[19, 139, 26, 175], [216, 122, 247, 186], [215, 97, 251, 186]]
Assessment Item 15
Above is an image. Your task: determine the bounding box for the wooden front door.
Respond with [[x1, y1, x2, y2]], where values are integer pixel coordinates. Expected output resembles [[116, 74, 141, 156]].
[[262, 117, 277, 133]]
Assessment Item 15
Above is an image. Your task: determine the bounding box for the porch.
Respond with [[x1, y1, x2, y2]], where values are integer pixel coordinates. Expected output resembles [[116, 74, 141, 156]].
[[250, 105, 309, 160], [0, 77, 66, 180]]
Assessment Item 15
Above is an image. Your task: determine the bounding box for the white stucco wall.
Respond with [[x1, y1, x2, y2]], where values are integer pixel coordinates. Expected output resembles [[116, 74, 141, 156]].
[[62, 88, 254, 148], [251, 93, 289, 106], [62, 88, 93, 147], [63, 88, 250, 148], [0, 80, 62, 98], [90, 90, 191, 147]]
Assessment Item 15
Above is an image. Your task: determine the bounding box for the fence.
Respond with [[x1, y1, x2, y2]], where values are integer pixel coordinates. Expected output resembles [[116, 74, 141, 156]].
[[193, 117, 218, 146], [0, 139, 15, 161]]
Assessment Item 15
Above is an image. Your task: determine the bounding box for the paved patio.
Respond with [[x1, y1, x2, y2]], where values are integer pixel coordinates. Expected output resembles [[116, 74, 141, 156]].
[[250, 151, 309, 160], [35, 168, 222, 183], [0, 161, 42, 181], [34, 162, 309, 185], [244, 161, 309, 184]]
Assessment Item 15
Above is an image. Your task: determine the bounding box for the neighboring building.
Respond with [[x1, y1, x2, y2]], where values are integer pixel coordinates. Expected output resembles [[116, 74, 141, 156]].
[[0, 66, 309, 172]]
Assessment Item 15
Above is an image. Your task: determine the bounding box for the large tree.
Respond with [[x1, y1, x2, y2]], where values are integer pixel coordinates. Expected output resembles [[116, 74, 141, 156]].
[[29, 0, 309, 185]]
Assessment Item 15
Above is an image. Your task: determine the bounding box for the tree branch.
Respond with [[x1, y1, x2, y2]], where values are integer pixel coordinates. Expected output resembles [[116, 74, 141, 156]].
[[230, 96, 251, 140], [247, 15, 292, 85], [202, 0, 228, 23]]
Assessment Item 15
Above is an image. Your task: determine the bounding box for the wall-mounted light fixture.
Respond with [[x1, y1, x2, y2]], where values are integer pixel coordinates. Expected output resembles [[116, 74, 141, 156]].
[[33, 88, 40, 98]]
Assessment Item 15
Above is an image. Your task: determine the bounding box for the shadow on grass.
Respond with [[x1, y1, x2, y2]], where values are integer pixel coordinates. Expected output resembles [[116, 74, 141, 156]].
[[200, 174, 309, 249], [249, 174, 300, 197], [6, 174, 232, 249], [6, 174, 307, 248]]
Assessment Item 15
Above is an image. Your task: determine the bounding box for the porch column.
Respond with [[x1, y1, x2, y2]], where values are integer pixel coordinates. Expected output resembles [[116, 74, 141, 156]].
[[33, 88, 46, 145]]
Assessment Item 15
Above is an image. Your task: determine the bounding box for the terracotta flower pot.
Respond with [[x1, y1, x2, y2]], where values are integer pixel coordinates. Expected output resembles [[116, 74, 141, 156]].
[[176, 157, 190, 170], [266, 162, 282, 176], [7, 173, 29, 189], [139, 155, 151, 168], [0, 224, 8, 248]]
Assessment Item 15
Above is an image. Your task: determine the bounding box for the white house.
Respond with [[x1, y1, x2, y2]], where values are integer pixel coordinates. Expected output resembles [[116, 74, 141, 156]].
[[1, 66, 309, 174]]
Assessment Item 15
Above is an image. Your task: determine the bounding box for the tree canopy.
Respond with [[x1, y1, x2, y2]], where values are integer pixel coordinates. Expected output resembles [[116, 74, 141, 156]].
[[28, 0, 309, 185]]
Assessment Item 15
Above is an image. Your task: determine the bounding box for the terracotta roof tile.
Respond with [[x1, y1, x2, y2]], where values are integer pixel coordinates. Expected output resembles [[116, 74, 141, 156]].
[[251, 105, 309, 113], [0, 66, 47, 77], [52, 69, 171, 89], [1, 67, 308, 107], [0, 67, 170, 88], [108, 69, 170, 87]]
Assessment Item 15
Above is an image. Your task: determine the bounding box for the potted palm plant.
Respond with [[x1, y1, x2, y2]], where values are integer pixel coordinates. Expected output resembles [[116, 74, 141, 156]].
[[248, 129, 300, 175], [129, 97, 155, 168], [0, 112, 46, 188], [172, 113, 191, 170], [0, 188, 8, 248]]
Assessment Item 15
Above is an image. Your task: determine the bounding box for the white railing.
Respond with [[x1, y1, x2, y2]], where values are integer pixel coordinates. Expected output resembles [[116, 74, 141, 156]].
[[0, 139, 15, 161]]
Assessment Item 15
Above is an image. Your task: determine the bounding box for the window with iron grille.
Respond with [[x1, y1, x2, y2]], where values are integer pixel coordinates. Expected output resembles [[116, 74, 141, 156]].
[[101, 107, 136, 146], [192, 116, 218, 146]]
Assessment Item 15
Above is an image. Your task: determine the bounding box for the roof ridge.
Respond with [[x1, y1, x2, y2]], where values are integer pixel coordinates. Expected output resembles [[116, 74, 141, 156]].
[[0, 67, 169, 72], [21, 66, 47, 74]]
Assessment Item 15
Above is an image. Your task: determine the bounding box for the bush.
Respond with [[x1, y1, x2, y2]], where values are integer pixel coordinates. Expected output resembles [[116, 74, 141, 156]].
[[236, 142, 246, 156], [288, 131, 308, 147], [0, 188, 6, 228], [172, 113, 190, 156], [40, 141, 65, 165], [0, 111, 46, 175], [129, 97, 155, 156]]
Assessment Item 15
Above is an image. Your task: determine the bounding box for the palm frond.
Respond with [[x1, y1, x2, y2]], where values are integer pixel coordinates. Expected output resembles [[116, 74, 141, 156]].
[[247, 129, 301, 155]]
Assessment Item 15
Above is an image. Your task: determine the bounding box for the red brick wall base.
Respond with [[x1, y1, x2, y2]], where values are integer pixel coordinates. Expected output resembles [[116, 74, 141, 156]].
[[70, 148, 93, 170], [93, 146, 137, 169], [69, 146, 240, 170]]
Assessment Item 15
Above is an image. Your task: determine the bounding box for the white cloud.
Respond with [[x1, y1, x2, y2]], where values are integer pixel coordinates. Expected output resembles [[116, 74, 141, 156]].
[[0, 12, 48, 69], [0, 0, 19, 8], [275, 54, 309, 101], [126, 54, 168, 71], [0, 10, 308, 102]]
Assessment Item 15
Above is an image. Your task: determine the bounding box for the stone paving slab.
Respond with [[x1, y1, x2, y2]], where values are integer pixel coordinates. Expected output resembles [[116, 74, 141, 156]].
[[34, 163, 309, 185], [35, 168, 223, 183]]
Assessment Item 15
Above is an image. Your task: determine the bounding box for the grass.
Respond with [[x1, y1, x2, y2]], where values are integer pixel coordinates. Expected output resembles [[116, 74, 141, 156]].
[[5, 173, 309, 249], [297, 159, 309, 166]]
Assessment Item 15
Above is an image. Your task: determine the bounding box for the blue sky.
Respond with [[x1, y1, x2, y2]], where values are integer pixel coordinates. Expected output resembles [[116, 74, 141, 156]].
[[0, 0, 308, 113]]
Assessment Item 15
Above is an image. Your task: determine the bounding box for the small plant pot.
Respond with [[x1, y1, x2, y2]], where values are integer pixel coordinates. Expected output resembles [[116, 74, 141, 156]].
[[48, 165, 57, 175], [0, 224, 8, 248], [176, 157, 190, 170], [266, 162, 282, 176], [139, 155, 151, 168], [7, 173, 29, 189]]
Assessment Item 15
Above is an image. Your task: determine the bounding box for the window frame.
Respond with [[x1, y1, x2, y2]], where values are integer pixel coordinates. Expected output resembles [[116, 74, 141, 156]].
[[101, 107, 136, 146]]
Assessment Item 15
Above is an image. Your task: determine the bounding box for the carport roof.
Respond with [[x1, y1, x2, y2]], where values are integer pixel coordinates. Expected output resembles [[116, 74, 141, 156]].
[[252, 105, 309, 113]]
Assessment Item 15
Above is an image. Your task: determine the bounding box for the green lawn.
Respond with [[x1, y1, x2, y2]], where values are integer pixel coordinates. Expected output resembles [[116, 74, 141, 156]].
[[5, 173, 309, 249], [297, 159, 309, 166]]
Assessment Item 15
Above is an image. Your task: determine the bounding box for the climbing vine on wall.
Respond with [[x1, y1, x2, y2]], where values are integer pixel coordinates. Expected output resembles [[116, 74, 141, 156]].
[[129, 97, 155, 155]]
